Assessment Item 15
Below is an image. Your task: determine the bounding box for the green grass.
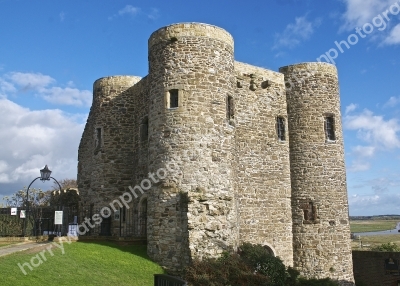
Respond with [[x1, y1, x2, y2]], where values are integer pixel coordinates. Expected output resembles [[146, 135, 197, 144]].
[[0, 240, 164, 286], [350, 219, 399, 233], [351, 234, 400, 250]]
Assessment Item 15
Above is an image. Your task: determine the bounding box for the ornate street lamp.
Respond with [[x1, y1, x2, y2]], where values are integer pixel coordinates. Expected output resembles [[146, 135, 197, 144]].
[[23, 165, 62, 237], [40, 165, 52, 181]]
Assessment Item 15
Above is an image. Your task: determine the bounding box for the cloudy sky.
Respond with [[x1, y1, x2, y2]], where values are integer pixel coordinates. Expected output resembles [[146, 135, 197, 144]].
[[0, 0, 399, 215]]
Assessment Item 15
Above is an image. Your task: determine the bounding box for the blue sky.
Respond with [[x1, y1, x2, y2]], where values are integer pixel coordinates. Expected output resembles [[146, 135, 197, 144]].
[[0, 0, 399, 215]]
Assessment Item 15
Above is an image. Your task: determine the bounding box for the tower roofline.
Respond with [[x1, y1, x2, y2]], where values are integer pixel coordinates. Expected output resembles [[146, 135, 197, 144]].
[[148, 22, 233, 49], [279, 61, 337, 75]]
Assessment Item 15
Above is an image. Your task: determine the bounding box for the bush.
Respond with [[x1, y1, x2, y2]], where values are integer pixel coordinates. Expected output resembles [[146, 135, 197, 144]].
[[370, 242, 400, 252], [184, 253, 269, 286], [239, 243, 287, 286], [297, 277, 339, 286], [184, 243, 339, 286]]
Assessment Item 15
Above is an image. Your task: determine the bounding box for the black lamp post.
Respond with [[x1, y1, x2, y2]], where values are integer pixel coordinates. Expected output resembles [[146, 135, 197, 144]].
[[23, 165, 62, 237]]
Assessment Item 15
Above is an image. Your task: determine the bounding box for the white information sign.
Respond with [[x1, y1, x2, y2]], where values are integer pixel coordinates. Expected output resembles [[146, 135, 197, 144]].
[[20, 210, 26, 218], [68, 224, 78, 237], [11, 208, 17, 215], [54, 211, 63, 225]]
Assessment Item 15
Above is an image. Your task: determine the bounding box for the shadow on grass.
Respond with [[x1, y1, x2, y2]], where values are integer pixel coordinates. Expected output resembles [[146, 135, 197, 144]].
[[76, 240, 152, 261]]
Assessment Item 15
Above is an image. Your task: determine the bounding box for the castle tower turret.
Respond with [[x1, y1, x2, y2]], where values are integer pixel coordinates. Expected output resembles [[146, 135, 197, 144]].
[[279, 63, 354, 283], [146, 23, 238, 270], [78, 76, 141, 226]]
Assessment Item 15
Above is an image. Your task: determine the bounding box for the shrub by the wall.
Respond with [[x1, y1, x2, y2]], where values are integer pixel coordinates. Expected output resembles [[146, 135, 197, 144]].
[[184, 243, 339, 286]]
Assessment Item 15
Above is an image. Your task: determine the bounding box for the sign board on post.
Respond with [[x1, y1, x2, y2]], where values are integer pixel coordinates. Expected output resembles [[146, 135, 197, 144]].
[[11, 208, 17, 215], [20, 210, 26, 218], [54, 211, 63, 225]]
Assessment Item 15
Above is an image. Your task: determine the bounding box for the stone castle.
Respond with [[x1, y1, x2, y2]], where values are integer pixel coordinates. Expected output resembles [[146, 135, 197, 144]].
[[78, 23, 354, 283]]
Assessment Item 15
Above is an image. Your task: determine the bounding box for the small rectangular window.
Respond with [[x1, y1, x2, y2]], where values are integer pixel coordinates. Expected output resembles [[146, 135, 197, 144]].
[[303, 202, 317, 221], [276, 117, 285, 141], [95, 128, 102, 148], [169, 89, 179, 108], [140, 116, 148, 141], [325, 116, 335, 141], [227, 96, 234, 125]]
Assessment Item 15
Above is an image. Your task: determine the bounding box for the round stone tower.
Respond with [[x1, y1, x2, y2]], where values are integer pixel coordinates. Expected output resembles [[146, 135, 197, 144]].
[[146, 23, 238, 270], [279, 62, 354, 283], [78, 76, 141, 217]]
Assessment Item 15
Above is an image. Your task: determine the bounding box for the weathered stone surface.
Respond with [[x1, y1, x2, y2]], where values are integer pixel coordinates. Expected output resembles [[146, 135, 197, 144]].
[[280, 62, 354, 283], [77, 23, 354, 284]]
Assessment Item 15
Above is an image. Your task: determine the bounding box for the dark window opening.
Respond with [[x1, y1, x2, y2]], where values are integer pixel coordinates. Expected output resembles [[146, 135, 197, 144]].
[[140, 116, 148, 141], [122, 206, 126, 223], [227, 96, 234, 124], [276, 117, 285, 141], [325, 116, 335, 141], [263, 245, 275, 256], [95, 128, 102, 148], [303, 202, 317, 221], [169, 89, 179, 108], [139, 199, 147, 236]]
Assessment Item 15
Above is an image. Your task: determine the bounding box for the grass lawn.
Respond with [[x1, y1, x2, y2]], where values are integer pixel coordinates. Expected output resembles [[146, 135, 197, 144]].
[[0, 240, 164, 286], [351, 234, 400, 250], [350, 219, 399, 233]]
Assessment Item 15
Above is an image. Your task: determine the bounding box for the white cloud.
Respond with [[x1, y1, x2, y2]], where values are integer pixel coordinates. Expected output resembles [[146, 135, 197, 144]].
[[7, 72, 54, 90], [0, 78, 16, 96], [340, 0, 395, 30], [352, 145, 376, 157], [384, 95, 400, 107], [273, 16, 320, 49], [345, 108, 400, 172], [345, 103, 358, 114], [345, 109, 400, 149], [109, 5, 159, 21], [341, 0, 400, 46], [118, 5, 140, 16], [384, 23, 400, 44], [0, 72, 92, 107], [0, 98, 85, 193], [349, 192, 400, 215], [147, 8, 159, 20], [348, 145, 375, 171], [41, 87, 92, 107], [59, 12, 65, 22]]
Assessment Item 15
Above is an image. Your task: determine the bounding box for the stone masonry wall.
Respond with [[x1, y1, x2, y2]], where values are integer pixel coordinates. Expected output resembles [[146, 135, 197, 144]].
[[280, 62, 354, 284], [78, 75, 142, 234], [234, 61, 293, 266], [146, 23, 238, 271], [77, 23, 354, 282], [353, 251, 400, 286]]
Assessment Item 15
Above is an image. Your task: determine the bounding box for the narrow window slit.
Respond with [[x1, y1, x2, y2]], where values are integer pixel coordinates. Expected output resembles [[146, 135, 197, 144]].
[[276, 117, 285, 141], [169, 89, 179, 108]]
